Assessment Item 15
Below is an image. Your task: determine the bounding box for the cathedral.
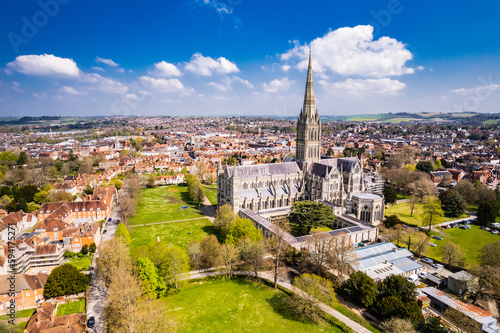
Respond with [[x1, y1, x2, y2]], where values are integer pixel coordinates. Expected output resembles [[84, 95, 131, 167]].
[[217, 51, 384, 225]]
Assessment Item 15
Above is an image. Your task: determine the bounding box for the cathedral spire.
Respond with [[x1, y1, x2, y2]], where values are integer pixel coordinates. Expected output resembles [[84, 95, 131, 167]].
[[302, 49, 315, 119]]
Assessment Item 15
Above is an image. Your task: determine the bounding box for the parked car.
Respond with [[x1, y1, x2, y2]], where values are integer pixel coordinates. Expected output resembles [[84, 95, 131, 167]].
[[430, 243, 437, 247], [87, 316, 95, 328], [108, 218, 112, 221], [459, 225, 468, 230], [418, 272, 427, 279], [432, 263, 444, 269], [485, 227, 491, 231], [103, 230, 107, 234], [442, 225, 449, 229], [422, 258, 434, 264], [492, 230, 499, 235], [433, 236, 443, 240]]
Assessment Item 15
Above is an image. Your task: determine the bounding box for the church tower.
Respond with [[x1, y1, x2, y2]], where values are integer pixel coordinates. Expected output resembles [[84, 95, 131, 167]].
[[296, 50, 321, 170]]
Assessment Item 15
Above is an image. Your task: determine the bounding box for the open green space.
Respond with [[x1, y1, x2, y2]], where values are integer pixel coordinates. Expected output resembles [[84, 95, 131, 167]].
[[0, 308, 34, 321], [204, 186, 217, 205], [385, 202, 468, 227], [383, 118, 415, 123], [165, 278, 344, 333], [56, 299, 86, 317], [310, 227, 333, 234], [128, 185, 204, 225], [67, 254, 93, 271], [482, 119, 500, 124], [131, 218, 215, 250], [425, 225, 500, 267]]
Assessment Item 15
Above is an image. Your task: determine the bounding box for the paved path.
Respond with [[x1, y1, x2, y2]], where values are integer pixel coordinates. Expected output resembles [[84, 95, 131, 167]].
[[184, 270, 372, 333], [128, 216, 209, 228]]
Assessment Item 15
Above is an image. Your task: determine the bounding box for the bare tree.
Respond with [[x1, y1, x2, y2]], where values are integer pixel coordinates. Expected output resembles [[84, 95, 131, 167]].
[[441, 241, 466, 268], [266, 218, 291, 288], [329, 235, 356, 279], [220, 243, 238, 278], [308, 233, 332, 272], [381, 317, 417, 333]]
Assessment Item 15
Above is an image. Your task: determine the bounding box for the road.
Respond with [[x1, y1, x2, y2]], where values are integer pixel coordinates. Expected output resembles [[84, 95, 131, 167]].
[[86, 210, 119, 333]]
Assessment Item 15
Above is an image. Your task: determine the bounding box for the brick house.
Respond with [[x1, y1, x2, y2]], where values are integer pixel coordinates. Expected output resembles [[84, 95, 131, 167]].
[[0, 272, 49, 311]]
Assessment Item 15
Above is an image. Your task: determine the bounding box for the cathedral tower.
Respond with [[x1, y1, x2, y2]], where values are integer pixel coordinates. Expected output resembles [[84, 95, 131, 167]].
[[296, 50, 321, 170]]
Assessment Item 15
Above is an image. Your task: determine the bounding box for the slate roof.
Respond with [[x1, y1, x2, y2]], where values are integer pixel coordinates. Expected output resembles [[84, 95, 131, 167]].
[[226, 162, 301, 178], [309, 157, 359, 177]]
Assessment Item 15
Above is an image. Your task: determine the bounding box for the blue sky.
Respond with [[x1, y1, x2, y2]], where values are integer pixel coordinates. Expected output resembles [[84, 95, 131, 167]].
[[1, 0, 500, 117]]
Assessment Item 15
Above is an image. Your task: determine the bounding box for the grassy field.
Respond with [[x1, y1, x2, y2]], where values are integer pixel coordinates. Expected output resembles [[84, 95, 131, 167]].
[[128, 185, 204, 225], [425, 225, 500, 267], [385, 202, 468, 226], [165, 278, 344, 333], [56, 299, 86, 317], [0, 308, 34, 320], [204, 186, 217, 205], [483, 119, 500, 124], [130, 218, 215, 250], [67, 255, 93, 271]]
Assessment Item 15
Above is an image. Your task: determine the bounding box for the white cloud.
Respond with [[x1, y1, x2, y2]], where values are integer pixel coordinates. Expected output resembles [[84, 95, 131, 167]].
[[281, 25, 415, 78], [116, 68, 125, 73], [209, 76, 253, 91], [92, 66, 104, 72], [138, 76, 186, 93], [125, 94, 138, 101], [82, 73, 128, 94], [7, 54, 80, 77], [151, 61, 181, 77], [281, 65, 291, 72], [326, 78, 405, 96], [12, 81, 23, 93], [452, 84, 500, 94], [198, 0, 233, 15], [60, 86, 82, 95], [96, 56, 119, 67], [185, 53, 239, 76], [263, 77, 292, 93]]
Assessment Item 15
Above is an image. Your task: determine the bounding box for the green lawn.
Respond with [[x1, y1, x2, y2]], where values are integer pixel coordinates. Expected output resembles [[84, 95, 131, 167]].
[[165, 278, 344, 333], [128, 185, 204, 225], [332, 303, 381, 333], [385, 202, 468, 227], [131, 218, 215, 250], [482, 119, 500, 124], [56, 299, 86, 317], [204, 186, 217, 205], [426, 225, 500, 267], [0, 308, 34, 321], [67, 254, 93, 271]]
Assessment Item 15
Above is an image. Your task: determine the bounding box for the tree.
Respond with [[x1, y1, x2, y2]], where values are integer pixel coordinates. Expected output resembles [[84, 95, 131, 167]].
[[422, 198, 444, 232], [342, 271, 378, 307], [328, 234, 356, 278], [384, 215, 403, 228], [186, 240, 202, 270], [26, 202, 40, 213], [220, 243, 238, 278], [477, 201, 498, 226], [110, 178, 123, 190], [408, 196, 420, 218], [308, 233, 333, 272], [379, 274, 418, 304], [478, 241, 500, 267], [187, 176, 205, 208], [469, 265, 500, 304], [288, 201, 336, 236], [283, 274, 336, 323], [453, 180, 477, 205], [17, 151, 27, 165], [214, 204, 236, 237], [416, 161, 434, 173], [115, 223, 131, 245], [136, 257, 166, 298], [44, 263, 89, 298], [383, 185, 398, 204], [97, 239, 133, 287], [408, 178, 436, 203], [424, 316, 448, 333], [81, 244, 89, 255], [158, 244, 190, 289], [89, 243, 97, 253], [439, 190, 466, 217], [199, 235, 222, 269], [34, 190, 49, 204], [225, 218, 262, 244], [382, 318, 417, 333], [441, 241, 466, 268], [444, 307, 482, 333], [242, 240, 265, 277], [48, 190, 74, 203], [266, 218, 290, 288]]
